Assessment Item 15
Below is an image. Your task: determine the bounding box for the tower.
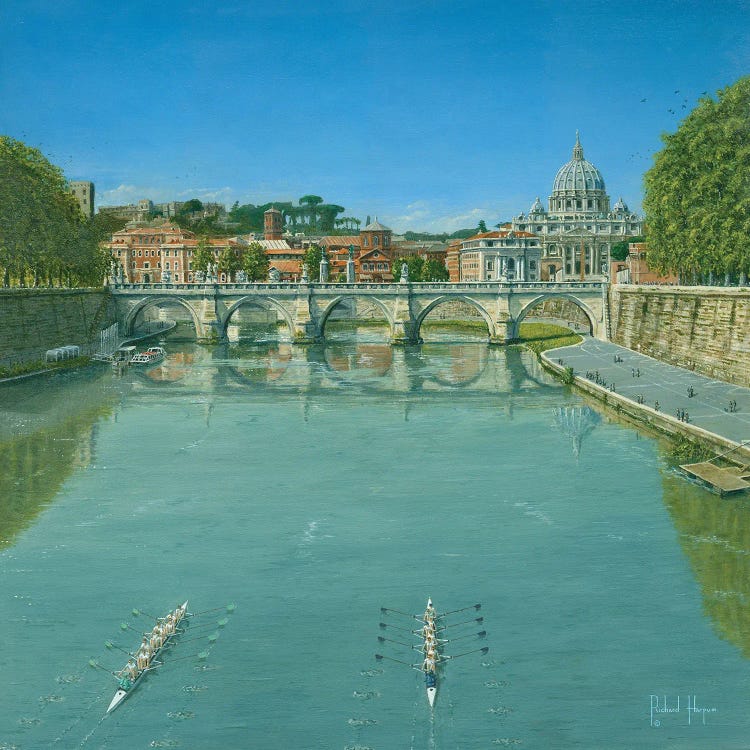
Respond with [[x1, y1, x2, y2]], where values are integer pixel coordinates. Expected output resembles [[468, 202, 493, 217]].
[[264, 207, 283, 240]]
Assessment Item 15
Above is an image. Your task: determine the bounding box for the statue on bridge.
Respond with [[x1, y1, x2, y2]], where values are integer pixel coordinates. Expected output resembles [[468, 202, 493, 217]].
[[236, 269, 247, 283], [400, 262, 409, 284]]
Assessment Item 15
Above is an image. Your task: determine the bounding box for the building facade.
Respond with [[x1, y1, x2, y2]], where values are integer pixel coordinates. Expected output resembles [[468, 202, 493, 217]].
[[459, 230, 542, 281], [105, 225, 244, 284], [510, 133, 642, 280]]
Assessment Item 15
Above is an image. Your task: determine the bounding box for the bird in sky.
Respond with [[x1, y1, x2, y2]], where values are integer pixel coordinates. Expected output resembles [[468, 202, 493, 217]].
[[674, 89, 680, 93], [668, 108, 674, 113], [641, 98, 647, 102]]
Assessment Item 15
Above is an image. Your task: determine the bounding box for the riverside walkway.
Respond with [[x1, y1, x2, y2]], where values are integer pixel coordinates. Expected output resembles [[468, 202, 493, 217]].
[[545, 338, 750, 448]]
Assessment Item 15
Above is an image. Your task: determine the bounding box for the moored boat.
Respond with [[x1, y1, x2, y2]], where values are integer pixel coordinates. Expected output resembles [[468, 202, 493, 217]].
[[106, 600, 188, 713], [130, 346, 165, 366]]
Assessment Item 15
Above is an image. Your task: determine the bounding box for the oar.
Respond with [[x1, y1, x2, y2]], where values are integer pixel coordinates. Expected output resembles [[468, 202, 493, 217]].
[[88, 659, 117, 677], [163, 632, 215, 647], [104, 641, 134, 657], [443, 646, 489, 661], [374, 653, 420, 671], [441, 630, 486, 645], [377, 635, 420, 650], [178, 619, 223, 633], [187, 604, 236, 617], [131, 608, 158, 619], [120, 622, 149, 636], [437, 616, 483, 631], [160, 650, 210, 663], [380, 607, 421, 622], [379, 621, 421, 635], [438, 603, 481, 618]]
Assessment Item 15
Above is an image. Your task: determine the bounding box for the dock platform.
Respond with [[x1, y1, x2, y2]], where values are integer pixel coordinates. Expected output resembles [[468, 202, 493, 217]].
[[679, 462, 750, 496]]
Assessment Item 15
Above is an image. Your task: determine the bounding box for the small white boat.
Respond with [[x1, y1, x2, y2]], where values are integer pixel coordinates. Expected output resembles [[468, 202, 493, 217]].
[[107, 600, 188, 713], [423, 598, 439, 707], [130, 346, 165, 366]]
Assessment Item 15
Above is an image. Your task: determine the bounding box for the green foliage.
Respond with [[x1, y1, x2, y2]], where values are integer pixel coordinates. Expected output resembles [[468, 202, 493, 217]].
[[192, 239, 215, 273], [218, 245, 242, 278], [0, 136, 109, 287], [391, 256, 425, 282], [299, 195, 323, 207], [180, 198, 204, 214], [477, 219, 488, 233], [423, 258, 449, 281], [516, 322, 582, 357], [303, 244, 322, 282], [643, 76, 750, 280], [610, 236, 645, 261], [665, 435, 716, 465], [242, 241, 269, 281]]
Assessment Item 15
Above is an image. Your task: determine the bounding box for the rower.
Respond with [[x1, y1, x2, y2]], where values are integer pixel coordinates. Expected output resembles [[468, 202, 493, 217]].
[[136, 646, 150, 671], [422, 651, 437, 674], [421, 622, 435, 639]]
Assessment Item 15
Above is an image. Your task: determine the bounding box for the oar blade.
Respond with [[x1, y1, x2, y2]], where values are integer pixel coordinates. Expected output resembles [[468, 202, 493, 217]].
[[226, 603, 236, 613], [198, 651, 209, 660]]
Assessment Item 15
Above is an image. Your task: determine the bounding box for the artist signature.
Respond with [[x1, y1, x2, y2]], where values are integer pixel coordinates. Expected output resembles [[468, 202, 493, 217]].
[[650, 695, 718, 726]]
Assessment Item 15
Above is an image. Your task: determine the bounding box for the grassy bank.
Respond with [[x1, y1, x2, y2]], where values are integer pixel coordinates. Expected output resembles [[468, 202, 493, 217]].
[[516, 322, 582, 356], [0, 355, 92, 382]]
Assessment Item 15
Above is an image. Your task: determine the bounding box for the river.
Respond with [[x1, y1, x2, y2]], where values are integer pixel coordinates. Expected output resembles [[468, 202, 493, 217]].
[[1, 338, 749, 749]]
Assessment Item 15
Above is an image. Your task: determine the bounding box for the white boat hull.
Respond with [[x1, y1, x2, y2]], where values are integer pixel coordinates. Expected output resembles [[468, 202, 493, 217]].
[[427, 686, 437, 707]]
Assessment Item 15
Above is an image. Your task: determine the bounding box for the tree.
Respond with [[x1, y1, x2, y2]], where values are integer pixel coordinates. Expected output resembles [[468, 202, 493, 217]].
[[423, 258, 449, 281], [180, 198, 204, 214], [243, 241, 269, 281], [610, 237, 645, 261], [302, 243, 323, 282], [193, 239, 215, 273], [0, 136, 108, 287], [392, 256, 425, 282], [218, 245, 242, 280], [477, 220, 488, 233], [643, 76, 750, 283], [299, 195, 323, 207]]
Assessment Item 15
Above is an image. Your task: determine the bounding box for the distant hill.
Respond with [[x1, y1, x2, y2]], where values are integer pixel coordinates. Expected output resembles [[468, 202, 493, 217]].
[[403, 229, 476, 242]]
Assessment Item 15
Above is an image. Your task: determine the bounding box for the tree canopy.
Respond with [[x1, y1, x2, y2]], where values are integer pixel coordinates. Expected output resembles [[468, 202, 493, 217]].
[[242, 241, 269, 281], [643, 76, 750, 282], [0, 136, 110, 287]]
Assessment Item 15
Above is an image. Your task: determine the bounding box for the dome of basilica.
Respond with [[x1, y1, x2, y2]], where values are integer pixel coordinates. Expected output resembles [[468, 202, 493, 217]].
[[551, 132, 606, 194]]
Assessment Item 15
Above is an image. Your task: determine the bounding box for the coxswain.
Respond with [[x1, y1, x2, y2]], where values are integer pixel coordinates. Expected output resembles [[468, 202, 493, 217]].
[[424, 600, 436, 621]]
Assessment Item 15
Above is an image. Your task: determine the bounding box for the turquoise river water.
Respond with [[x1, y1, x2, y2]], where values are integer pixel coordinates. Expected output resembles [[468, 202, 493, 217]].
[[2, 339, 750, 749]]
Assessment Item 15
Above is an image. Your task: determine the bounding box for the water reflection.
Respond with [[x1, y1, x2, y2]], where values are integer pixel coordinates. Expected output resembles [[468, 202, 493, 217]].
[[553, 406, 602, 458], [0, 369, 118, 548], [661, 470, 750, 657]]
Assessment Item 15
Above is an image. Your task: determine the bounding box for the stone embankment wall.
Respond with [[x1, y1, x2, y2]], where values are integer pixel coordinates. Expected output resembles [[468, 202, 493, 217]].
[[610, 285, 750, 387], [0, 289, 115, 367]]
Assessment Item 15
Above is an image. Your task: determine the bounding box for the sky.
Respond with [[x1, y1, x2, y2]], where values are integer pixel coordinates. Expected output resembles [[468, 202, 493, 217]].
[[1, 0, 748, 233]]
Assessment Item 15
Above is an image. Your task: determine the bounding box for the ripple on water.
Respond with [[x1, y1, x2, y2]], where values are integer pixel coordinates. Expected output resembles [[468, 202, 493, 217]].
[[488, 706, 513, 716], [347, 718, 377, 727], [360, 668, 383, 677], [18, 717, 41, 726], [150, 741, 180, 748], [0, 743, 20, 750], [55, 674, 81, 684], [39, 695, 63, 704], [352, 690, 379, 700], [344, 745, 374, 750], [485, 680, 510, 688], [492, 740, 522, 746], [167, 711, 194, 721], [182, 684, 208, 693]]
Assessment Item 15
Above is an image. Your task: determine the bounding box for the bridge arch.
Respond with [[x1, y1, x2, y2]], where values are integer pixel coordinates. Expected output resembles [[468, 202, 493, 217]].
[[415, 295, 495, 341], [221, 296, 295, 341], [512, 293, 596, 338], [124, 296, 203, 338], [318, 295, 394, 339]]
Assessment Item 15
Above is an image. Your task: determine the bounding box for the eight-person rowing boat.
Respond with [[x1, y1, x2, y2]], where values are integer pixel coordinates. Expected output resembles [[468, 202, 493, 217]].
[[107, 600, 188, 713], [376, 598, 488, 709]]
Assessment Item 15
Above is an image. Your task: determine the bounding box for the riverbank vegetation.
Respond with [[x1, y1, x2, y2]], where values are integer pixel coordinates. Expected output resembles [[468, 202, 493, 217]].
[[515, 322, 582, 356], [0, 355, 92, 382], [0, 137, 114, 287], [643, 75, 750, 284]]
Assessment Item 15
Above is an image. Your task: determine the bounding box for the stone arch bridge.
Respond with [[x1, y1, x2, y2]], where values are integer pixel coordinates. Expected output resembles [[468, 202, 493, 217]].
[[111, 281, 609, 344]]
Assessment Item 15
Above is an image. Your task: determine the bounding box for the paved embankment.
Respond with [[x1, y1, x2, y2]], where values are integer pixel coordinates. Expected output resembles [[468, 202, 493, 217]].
[[542, 337, 750, 461]]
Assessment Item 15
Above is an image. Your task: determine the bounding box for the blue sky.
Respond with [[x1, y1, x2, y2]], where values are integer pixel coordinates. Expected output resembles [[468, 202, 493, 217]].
[[1, 0, 748, 232]]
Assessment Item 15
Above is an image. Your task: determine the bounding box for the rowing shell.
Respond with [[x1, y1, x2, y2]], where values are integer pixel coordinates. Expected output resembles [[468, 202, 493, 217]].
[[423, 598, 438, 707], [106, 600, 188, 713]]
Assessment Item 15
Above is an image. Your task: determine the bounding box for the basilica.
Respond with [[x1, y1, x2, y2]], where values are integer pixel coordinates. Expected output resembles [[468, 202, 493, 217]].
[[509, 132, 642, 280]]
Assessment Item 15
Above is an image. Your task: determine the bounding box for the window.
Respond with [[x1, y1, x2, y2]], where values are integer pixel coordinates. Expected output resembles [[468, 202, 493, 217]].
[[144, 262, 150, 269], [486, 260, 494, 271], [373, 235, 379, 246], [529, 261, 537, 270], [174, 262, 179, 270], [165, 262, 170, 270], [137, 250, 142, 256], [363, 236, 368, 246]]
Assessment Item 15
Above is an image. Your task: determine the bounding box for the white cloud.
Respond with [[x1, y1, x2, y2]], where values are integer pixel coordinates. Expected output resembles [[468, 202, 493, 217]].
[[98, 184, 235, 208], [175, 186, 234, 202], [384, 202, 497, 234]]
